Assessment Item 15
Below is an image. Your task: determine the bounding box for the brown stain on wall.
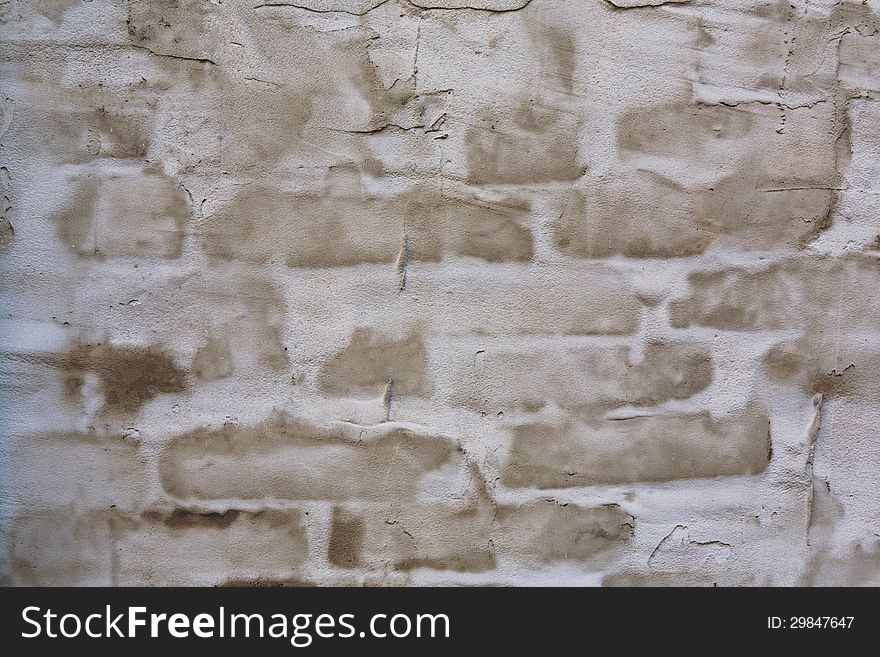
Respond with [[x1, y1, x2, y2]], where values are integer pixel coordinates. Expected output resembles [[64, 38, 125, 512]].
[[627, 343, 714, 405], [221, 84, 314, 173], [393, 555, 496, 573], [7, 506, 309, 587], [14, 67, 160, 165], [96, 269, 289, 376], [216, 19, 434, 174], [143, 509, 242, 530], [56, 178, 97, 254], [765, 341, 877, 401], [113, 507, 309, 586], [9, 510, 112, 586], [670, 256, 880, 331], [694, 172, 836, 249], [617, 101, 755, 158], [190, 336, 234, 381], [204, 179, 532, 267], [554, 171, 711, 259], [526, 11, 578, 95], [603, 571, 722, 587], [328, 508, 365, 568], [51, 105, 152, 164], [91, 108, 152, 159], [328, 500, 633, 573], [0, 215, 11, 254], [502, 411, 771, 489], [61, 342, 188, 413], [346, 61, 418, 133], [55, 170, 189, 259], [221, 578, 316, 587], [452, 342, 712, 414], [802, 539, 880, 586], [318, 328, 429, 398], [204, 182, 402, 267], [553, 165, 836, 259], [127, 0, 220, 61], [545, 27, 576, 94], [427, 193, 533, 263], [25, 0, 83, 25], [215, 275, 289, 372], [494, 502, 634, 563], [159, 413, 460, 501], [466, 98, 584, 185]]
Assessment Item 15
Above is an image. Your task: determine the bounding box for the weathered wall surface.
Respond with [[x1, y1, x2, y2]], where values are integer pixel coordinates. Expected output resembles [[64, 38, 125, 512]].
[[1, 0, 878, 586]]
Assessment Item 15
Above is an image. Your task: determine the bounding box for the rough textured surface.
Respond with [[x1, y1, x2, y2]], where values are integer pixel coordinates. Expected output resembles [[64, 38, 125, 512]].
[[1, 0, 879, 587]]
